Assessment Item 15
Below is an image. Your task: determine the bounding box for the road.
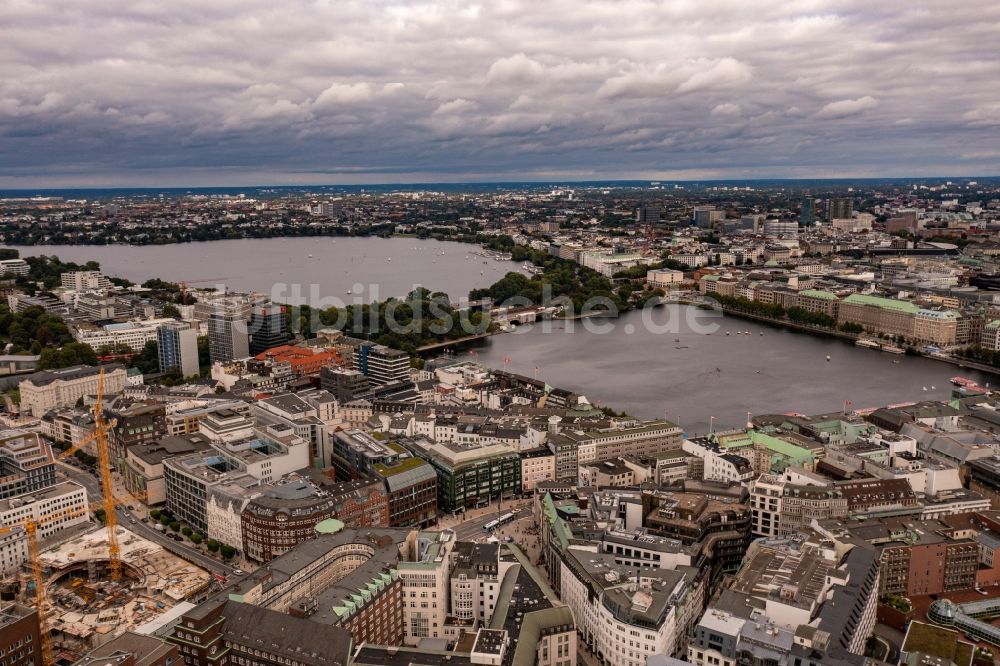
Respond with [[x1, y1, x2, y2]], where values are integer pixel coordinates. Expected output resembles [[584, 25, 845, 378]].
[[56, 461, 236, 577], [438, 497, 535, 541]]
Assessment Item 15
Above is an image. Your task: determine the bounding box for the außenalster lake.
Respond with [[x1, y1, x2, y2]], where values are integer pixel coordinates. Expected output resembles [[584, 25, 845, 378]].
[[2, 237, 523, 306], [471, 305, 995, 433]]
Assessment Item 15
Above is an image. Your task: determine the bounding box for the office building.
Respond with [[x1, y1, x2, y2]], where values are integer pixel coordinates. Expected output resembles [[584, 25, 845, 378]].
[[242, 478, 389, 562], [207, 311, 249, 363], [0, 481, 90, 574], [0, 430, 57, 500], [330, 431, 438, 528], [0, 259, 29, 277], [75, 318, 176, 353], [762, 219, 799, 236], [366, 345, 410, 386], [800, 197, 816, 226], [123, 433, 214, 505], [637, 204, 661, 225], [827, 198, 853, 222], [646, 269, 684, 289], [693, 206, 725, 228], [248, 304, 288, 355], [61, 271, 113, 292], [163, 426, 309, 533], [18, 365, 127, 417], [156, 321, 200, 377], [0, 604, 41, 666], [320, 366, 370, 402], [165, 600, 351, 666], [404, 438, 520, 513]]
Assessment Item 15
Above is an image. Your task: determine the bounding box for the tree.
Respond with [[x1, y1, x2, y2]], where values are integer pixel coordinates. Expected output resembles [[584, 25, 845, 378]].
[[36, 342, 98, 370], [132, 340, 160, 374], [162, 304, 181, 319], [197, 336, 210, 372], [149, 509, 161, 520], [220, 544, 236, 559], [206, 539, 220, 553], [181, 526, 193, 537], [190, 533, 203, 545], [169, 521, 181, 532]]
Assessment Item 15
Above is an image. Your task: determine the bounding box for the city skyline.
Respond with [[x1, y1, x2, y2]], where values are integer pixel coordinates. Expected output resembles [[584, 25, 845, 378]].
[[3, 1, 1000, 187]]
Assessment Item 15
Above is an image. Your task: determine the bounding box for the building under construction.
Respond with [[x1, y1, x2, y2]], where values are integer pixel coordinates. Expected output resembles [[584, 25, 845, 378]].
[[32, 524, 211, 659]]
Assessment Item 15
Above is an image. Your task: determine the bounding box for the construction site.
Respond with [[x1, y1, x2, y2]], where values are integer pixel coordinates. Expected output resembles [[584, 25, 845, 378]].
[[0, 368, 214, 664], [41, 524, 212, 654]]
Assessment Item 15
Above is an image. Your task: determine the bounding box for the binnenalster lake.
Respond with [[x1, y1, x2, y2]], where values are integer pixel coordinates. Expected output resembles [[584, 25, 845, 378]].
[[470, 304, 997, 432]]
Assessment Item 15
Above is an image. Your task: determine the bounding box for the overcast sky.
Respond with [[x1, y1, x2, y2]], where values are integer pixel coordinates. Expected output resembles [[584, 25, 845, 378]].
[[2, 0, 999, 187]]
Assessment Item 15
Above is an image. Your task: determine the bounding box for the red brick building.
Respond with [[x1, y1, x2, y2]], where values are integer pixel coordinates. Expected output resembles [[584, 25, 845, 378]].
[[0, 604, 41, 666], [242, 478, 389, 562]]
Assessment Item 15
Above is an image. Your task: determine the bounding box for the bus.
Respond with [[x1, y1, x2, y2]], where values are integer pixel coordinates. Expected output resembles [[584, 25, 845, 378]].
[[483, 512, 515, 533]]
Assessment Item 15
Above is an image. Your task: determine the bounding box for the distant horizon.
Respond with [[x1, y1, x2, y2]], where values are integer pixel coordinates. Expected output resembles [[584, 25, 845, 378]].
[[3, 174, 1000, 197]]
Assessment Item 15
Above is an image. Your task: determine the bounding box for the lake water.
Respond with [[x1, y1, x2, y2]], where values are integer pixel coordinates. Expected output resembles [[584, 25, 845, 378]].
[[470, 305, 995, 432], [7, 240, 993, 429], [3, 237, 523, 306]]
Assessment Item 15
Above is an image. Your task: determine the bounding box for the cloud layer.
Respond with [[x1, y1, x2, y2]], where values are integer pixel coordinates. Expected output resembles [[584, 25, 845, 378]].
[[2, 0, 999, 186]]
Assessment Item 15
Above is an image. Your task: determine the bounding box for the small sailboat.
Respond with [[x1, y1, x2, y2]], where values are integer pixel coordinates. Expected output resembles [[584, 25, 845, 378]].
[[308, 253, 313, 258], [826, 355, 831, 362]]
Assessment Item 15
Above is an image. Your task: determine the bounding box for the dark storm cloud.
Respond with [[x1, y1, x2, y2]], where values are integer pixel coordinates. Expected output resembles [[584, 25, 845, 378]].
[[2, 0, 999, 186]]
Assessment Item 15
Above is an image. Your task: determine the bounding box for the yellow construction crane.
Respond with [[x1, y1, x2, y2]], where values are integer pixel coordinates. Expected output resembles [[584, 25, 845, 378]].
[[48, 368, 122, 581], [0, 519, 53, 665]]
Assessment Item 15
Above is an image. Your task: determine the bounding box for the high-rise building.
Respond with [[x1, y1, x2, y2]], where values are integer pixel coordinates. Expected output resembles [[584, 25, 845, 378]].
[[827, 198, 853, 222], [637, 204, 661, 225], [248, 305, 288, 355], [157, 321, 200, 377], [208, 311, 250, 363], [800, 197, 816, 226], [365, 345, 410, 386], [693, 206, 725, 228]]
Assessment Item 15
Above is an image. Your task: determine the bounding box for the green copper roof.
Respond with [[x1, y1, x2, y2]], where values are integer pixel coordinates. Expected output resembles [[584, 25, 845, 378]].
[[798, 289, 839, 301], [842, 293, 920, 314], [315, 518, 345, 534]]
